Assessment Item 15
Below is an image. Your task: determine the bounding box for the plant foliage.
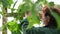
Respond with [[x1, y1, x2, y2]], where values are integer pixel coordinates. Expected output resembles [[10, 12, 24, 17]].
[[0, 0, 60, 34]]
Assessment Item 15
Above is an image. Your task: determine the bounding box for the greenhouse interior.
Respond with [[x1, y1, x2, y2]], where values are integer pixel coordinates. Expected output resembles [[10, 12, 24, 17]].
[[0, 0, 60, 34]]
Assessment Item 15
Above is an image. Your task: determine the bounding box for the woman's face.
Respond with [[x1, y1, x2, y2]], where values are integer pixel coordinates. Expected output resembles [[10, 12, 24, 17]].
[[40, 12, 50, 26]]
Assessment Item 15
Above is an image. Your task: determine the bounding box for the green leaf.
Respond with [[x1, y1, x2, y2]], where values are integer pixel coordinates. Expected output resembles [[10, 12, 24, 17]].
[[1, 0, 13, 8], [7, 20, 22, 34], [27, 15, 40, 29], [12, 30, 21, 34], [51, 11, 60, 29], [7, 20, 19, 32], [17, 2, 32, 20], [26, 3, 40, 29], [43, 0, 47, 4], [11, 8, 16, 13], [9, 0, 13, 4], [49, 2, 55, 7], [2, 0, 9, 7]]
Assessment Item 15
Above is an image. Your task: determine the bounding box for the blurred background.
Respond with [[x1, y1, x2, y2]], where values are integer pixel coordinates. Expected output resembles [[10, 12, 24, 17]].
[[0, 0, 60, 34]]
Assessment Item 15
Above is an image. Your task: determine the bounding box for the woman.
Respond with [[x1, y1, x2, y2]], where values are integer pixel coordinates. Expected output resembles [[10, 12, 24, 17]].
[[20, 6, 60, 34], [40, 6, 60, 28]]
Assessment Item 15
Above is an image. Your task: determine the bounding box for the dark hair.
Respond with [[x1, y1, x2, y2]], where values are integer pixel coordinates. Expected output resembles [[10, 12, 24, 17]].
[[43, 7, 59, 28]]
